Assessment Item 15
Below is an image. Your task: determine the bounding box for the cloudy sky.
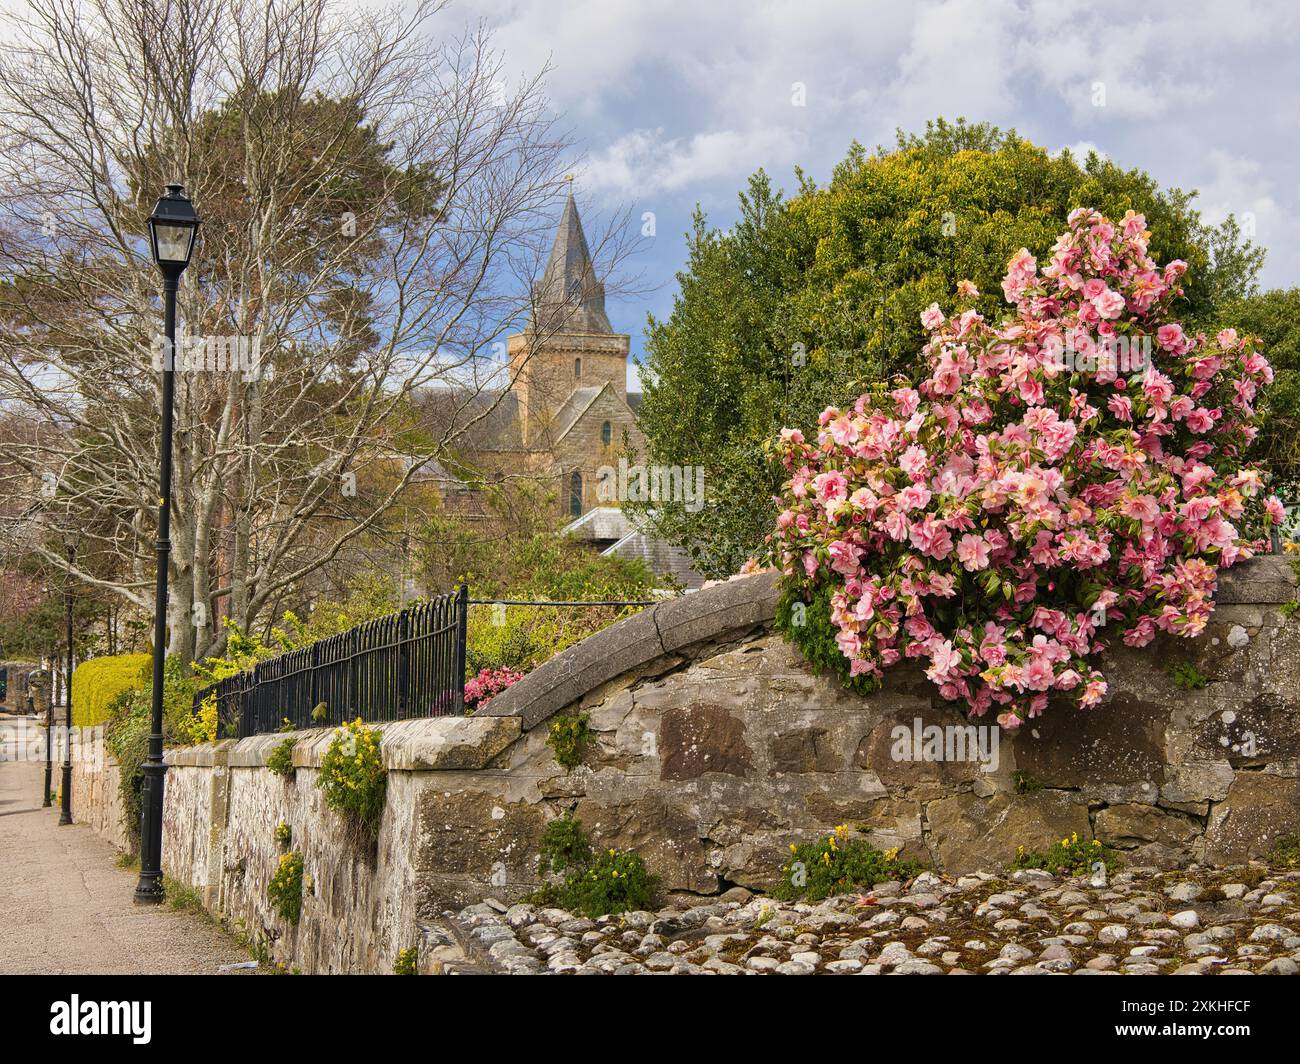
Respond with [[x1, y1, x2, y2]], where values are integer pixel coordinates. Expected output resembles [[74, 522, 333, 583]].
[[2, 0, 1294, 387], [428, 0, 1300, 386]]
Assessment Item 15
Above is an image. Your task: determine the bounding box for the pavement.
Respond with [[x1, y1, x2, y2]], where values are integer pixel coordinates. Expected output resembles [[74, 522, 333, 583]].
[[0, 715, 253, 974]]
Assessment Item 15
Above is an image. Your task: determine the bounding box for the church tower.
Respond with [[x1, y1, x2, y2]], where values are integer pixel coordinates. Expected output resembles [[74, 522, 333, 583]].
[[507, 187, 631, 444]]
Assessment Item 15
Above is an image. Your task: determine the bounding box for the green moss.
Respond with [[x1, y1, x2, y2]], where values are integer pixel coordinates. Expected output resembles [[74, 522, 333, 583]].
[[1168, 661, 1209, 690]]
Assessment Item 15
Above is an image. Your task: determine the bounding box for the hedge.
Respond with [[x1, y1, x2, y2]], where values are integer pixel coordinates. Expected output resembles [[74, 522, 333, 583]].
[[71, 654, 150, 727]]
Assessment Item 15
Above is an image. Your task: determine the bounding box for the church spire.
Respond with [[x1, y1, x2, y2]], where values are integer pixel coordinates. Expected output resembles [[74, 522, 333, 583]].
[[534, 184, 612, 334]]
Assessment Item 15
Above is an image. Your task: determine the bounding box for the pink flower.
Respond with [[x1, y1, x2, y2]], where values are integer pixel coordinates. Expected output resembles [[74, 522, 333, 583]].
[[956, 534, 991, 571], [765, 208, 1271, 728], [921, 303, 945, 330], [1156, 323, 1187, 353], [899, 445, 929, 478], [812, 470, 848, 503]]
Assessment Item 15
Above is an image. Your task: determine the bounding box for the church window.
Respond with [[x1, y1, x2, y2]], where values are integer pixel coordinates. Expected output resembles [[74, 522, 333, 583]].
[[601, 420, 612, 446], [574, 357, 582, 379], [568, 278, 583, 305], [569, 471, 583, 517]]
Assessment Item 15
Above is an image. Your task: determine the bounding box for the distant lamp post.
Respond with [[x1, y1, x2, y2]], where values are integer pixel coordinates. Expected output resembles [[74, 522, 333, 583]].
[[41, 606, 52, 807], [59, 528, 80, 826], [135, 183, 200, 905]]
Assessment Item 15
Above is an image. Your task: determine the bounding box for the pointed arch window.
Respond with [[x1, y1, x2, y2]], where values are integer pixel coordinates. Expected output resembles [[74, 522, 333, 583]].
[[569, 470, 583, 517], [574, 357, 582, 379], [601, 420, 612, 446]]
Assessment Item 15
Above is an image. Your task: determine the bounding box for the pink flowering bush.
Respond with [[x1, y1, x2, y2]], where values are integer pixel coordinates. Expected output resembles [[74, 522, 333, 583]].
[[766, 208, 1284, 729], [464, 665, 524, 710]]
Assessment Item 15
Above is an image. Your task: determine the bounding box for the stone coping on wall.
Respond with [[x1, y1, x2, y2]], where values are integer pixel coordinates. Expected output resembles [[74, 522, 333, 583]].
[[478, 570, 782, 730], [165, 714, 519, 772]]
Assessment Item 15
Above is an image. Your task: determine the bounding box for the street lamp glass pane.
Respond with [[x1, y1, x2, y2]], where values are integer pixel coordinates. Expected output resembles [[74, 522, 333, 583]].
[[153, 223, 193, 263]]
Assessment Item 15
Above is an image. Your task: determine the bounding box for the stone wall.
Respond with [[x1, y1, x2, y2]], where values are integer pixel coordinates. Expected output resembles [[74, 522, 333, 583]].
[[63, 556, 1300, 973], [68, 726, 129, 852]]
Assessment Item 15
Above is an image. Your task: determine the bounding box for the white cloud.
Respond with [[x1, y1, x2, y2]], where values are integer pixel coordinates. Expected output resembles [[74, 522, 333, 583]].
[[582, 125, 803, 200]]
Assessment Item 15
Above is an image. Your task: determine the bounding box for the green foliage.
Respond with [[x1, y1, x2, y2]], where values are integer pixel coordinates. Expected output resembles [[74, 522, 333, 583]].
[[393, 947, 418, 975], [317, 718, 386, 834], [551, 848, 657, 919], [773, 825, 923, 902], [1011, 833, 1121, 876], [536, 814, 593, 876], [1011, 770, 1043, 795], [464, 571, 660, 678], [635, 119, 1265, 576], [267, 573, 400, 651], [1269, 833, 1300, 868], [1169, 661, 1209, 690], [774, 582, 877, 695], [104, 689, 151, 850], [274, 821, 292, 847], [529, 814, 657, 917], [546, 711, 590, 769], [71, 654, 150, 727], [267, 851, 305, 924], [1220, 287, 1300, 491], [164, 876, 205, 915], [267, 738, 296, 779]]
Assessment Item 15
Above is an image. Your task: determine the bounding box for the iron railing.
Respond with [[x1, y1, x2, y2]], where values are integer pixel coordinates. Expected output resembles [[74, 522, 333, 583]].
[[199, 586, 468, 738]]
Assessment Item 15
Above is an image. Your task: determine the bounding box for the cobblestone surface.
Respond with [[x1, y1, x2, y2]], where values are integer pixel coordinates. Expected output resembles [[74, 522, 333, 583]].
[[423, 864, 1300, 975]]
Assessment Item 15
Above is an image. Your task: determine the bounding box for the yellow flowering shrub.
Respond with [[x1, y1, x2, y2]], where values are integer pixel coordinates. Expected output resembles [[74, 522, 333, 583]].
[[317, 718, 386, 835], [774, 824, 923, 901], [267, 850, 304, 924], [1010, 832, 1121, 875]]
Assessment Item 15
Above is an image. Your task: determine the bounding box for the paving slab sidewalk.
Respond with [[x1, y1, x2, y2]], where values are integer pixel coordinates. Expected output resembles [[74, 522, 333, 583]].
[[0, 717, 253, 975]]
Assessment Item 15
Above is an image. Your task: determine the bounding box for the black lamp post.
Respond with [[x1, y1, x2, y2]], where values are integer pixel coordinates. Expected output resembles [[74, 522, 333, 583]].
[[41, 624, 52, 807], [59, 529, 80, 826], [134, 183, 200, 905]]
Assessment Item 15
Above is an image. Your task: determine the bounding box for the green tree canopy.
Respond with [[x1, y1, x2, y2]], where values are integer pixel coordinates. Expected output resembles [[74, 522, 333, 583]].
[[1220, 288, 1300, 493], [636, 118, 1266, 577]]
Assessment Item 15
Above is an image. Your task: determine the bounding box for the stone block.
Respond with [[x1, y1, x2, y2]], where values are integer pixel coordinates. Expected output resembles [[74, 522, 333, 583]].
[[926, 791, 1092, 875], [1201, 773, 1300, 864]]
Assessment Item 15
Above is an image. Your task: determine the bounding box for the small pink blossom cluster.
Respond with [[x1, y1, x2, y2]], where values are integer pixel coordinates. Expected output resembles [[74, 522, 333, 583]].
[[768, 208, 1283, 729], [464, 665, 524, 709]]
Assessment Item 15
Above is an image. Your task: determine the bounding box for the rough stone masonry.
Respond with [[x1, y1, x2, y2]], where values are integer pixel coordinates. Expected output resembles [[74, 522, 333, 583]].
[[68, 556, 1299, 973]]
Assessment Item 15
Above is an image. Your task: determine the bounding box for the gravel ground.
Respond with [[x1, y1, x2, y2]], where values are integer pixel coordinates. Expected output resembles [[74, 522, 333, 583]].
[[0, 718, 254, 975], [427, 864, 1300, 975]]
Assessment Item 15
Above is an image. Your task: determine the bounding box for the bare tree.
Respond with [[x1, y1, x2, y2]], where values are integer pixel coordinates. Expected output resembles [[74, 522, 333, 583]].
[[0, 0, 632, 661]]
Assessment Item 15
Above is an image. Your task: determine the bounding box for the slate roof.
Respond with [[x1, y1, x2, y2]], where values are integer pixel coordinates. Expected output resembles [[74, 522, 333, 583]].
[[563, 506, 707, 590]]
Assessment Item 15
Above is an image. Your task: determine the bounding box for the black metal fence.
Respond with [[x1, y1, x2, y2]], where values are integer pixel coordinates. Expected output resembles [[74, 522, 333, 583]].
[[199, 586, 468, 738]]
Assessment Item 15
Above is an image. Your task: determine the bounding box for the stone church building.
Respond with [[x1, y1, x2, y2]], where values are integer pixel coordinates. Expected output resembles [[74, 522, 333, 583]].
[[418, 191, 703, 587]]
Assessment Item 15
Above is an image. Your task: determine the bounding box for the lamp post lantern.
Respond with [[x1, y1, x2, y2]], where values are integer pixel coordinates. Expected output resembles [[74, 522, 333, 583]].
[[59, 529, 80, 826], [134, 183, 199, 905]]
